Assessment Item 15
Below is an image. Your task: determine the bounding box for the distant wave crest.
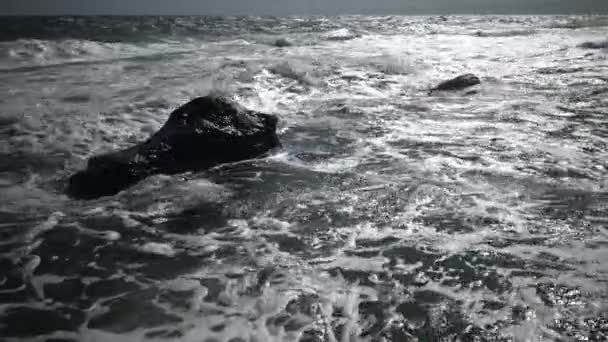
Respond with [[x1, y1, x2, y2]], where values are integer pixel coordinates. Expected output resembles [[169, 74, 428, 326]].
[[267, 61, 316, 85], [0, 38, 190, 71], [473, 29, 537, 38], [368, 55, 413, 75], [548, 17, 608, 29], [324, 28, 362, 41], [0, 39, 124, 69]]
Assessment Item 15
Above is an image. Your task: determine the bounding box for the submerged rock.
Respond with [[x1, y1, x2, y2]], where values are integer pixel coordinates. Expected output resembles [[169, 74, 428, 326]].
[[429, 73, 481, 95], [67, 96, 280, 199], [274, 38, 293, 47]]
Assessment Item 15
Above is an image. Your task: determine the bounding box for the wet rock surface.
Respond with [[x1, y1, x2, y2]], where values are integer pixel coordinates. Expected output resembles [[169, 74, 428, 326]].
[[67, 96, 280, 199], [429, 73, 481, 94]]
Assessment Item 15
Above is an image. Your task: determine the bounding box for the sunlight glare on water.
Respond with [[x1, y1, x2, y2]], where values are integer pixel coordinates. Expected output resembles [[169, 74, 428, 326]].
[[0, 15, 607, 341]]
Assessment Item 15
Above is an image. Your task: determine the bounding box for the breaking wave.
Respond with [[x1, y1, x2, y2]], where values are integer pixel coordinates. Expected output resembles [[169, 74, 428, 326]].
[[548, 16, 608, 29], [324, 28, 362, 41], [266, 61, 317, 86], [2, 39, 115, 61], [0, 38, 204, 71], [0, 39, 147, 70], [473, 29, 538, 37]]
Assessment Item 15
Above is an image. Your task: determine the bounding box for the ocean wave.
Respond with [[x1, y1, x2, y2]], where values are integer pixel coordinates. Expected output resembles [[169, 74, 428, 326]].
[[473, 29, 537, 37], [267, 61, 316, 85], [324, 28, 362, 41], [537, 66, 585, 75], [548, 16, 608, 29], [578, 40, 608, 50], [1, 15, 607, 342], [367, 55, 413, 75], [0, 39, 129, 69], [0, 16, 249, 43], [0, 38, 193, 71], [3, 39, 110, 60]]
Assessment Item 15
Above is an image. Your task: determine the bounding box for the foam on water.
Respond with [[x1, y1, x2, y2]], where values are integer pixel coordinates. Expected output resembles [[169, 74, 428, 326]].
[[1, 15, 607, 342], [324, 28, 362, 41]]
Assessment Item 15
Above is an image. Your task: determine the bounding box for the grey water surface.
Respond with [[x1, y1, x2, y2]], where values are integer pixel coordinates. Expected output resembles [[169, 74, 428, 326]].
[[0, 15, 607, 341]]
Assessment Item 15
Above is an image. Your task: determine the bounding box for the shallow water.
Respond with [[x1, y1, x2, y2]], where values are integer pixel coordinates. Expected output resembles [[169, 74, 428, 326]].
[[0, 15, 607, 341]]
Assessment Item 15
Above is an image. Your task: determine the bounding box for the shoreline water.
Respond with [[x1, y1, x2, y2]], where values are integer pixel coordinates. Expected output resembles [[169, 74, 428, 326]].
[[0, 15, 607, 341]]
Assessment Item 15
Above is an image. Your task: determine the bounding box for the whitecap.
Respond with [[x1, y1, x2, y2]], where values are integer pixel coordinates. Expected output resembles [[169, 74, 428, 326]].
[[267, 60, 316, 85], [139, 242, 176, 257], [367, 54, 414, 75], [324, 28, 361, 41]]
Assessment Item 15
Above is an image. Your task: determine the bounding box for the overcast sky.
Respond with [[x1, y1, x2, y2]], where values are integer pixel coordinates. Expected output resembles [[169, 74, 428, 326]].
[[2, 0, 607, 15]]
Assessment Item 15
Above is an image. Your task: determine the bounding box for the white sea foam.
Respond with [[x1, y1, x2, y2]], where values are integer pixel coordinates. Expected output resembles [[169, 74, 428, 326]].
[[1, 15, 607, 342], [139, 242, 177, 257]]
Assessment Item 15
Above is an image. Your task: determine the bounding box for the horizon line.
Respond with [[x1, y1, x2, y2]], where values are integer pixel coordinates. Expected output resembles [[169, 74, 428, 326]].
[[1, 12, 607, 16]]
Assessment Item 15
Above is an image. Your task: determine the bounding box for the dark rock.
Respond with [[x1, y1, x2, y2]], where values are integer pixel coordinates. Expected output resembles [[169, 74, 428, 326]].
[[274, 38, 293, 47], [429, 73, 481, 95], [67, 96, 281, 199]]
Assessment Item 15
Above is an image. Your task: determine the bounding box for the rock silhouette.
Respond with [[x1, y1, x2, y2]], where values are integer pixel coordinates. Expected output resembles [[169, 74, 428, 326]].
[[67, 96, 280, 199], [273, 38, 293, 47], [429, 74, 481, 95]]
